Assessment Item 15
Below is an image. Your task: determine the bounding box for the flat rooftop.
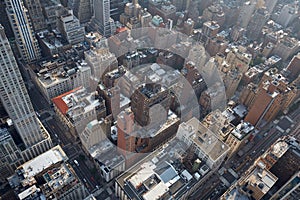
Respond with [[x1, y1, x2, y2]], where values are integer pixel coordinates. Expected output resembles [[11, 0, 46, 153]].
[[246, 164, 278, 195], [105, 66, 126, 80], [42, 163, 75, 191], [18, 145, 67, 179], [116, 138, 210, 200], [124, 63, 182, 91], [139, 83, 166, 99], [178, 117, 229, 161], [89, 139, 124, 169], [52, 87, 101, 118], [277, 117, 293, 131], [134, 110, 179, 138], [231, 122, 254, 140], [233, 104, 248, 118], [18, 185, 44, 200], [270, 140, 289, 159], [204, 21, 220, 30]]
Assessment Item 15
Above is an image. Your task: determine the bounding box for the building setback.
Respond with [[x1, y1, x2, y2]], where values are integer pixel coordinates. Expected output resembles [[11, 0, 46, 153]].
[[56, 8, 85, 45], [0, 24, 52, 153]]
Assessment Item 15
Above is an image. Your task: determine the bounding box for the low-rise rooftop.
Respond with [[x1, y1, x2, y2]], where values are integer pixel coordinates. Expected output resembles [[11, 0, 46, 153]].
[[8, 146, 85, 200], [177, 117, 229, 162], [231, 122, 254, 140], [18, 146, 67, 180], [52, 87, 101, 118], [31, 59, 89, 88], [116, 138, 211, 200], [89, 139, 125, 171]]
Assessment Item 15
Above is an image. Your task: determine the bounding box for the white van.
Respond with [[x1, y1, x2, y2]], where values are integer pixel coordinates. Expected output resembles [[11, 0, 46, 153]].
[[74, 160, 79, 166]]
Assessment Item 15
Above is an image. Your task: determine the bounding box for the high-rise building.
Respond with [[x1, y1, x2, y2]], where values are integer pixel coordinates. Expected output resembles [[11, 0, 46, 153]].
[[202, 21, 220, 38], [247, 8, 270, 40], [52, 87, 106, 138], [202, 4, 225, 27], [0, 0, 13, 38], [0, 128, 23, 182], [272, 36, 299, 61], [68, 0, 92, 24], [244, 69, 297, 127], [286, 52, 300, 80], [110, 0, 126, 21], [93, 0, 116, 37], [225, 121, 254, 156], [219, 46, 252, 99], [265, 0, 278, 14], [237, 1, 256, 28], [28, 59, 91, 103], [271, 171, 300, 199], [57, 8, 85, 45], [222, 136, 300, 200], [131, 83, 171, 127], [276, 4, 298, 28], [41, 0, 63, 29], [23, 0, 47, 31], [119, 0, 145, 29], [117, 107, 180, 167], [0, 24, 52, 152], [5, 0, 41, 63], [96, 84, 120, 117], [80, 119, 108, 151], [239, 82, 258, 108], [85, 45, 118, 81]]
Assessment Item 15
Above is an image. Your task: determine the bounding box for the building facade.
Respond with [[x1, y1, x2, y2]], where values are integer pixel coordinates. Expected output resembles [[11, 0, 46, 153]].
[[0, 25, 52, 150], [68, 0, 92, 24], [57, 8, 85, 45], [92, 0, 116, 37], [5, 0, 41, 62], [23, 0, 47, 31], [0, 128, 23, 182], [52, 87, 106, 138], [131, 83, 172, 127], [85, 46, 118, 82], [247, 8, 270, 40]]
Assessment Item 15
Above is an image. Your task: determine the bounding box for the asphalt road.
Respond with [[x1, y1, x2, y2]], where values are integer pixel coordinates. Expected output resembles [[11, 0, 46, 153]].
[[189, 108, 298, 200], [25, 78, 108, 195], [188, 175, 221, 199], [24, 70, 300, 200]]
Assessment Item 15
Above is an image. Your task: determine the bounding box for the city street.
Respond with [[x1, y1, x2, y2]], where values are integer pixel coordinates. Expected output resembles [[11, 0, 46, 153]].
[[23, 60, 300, 200], [25, 78, 110, 196], [189, 106, 300, 200]]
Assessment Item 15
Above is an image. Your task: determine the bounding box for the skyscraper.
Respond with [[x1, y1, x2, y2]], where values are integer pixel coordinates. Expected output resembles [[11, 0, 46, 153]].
[[0, 128, 23, 181], [93, 0, 115, 37], [110, 0, 126, 21], [0, 24, 52, 155], [265, 0, 278, 14], [237, 1, 256, 28], [56, 8, 85, 45], [247, 8, 270, 40], [276, 4, 298, 28], [68, 0, 92, 24], [5, 0, 41, 63], [23, 0, 47, 31]]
